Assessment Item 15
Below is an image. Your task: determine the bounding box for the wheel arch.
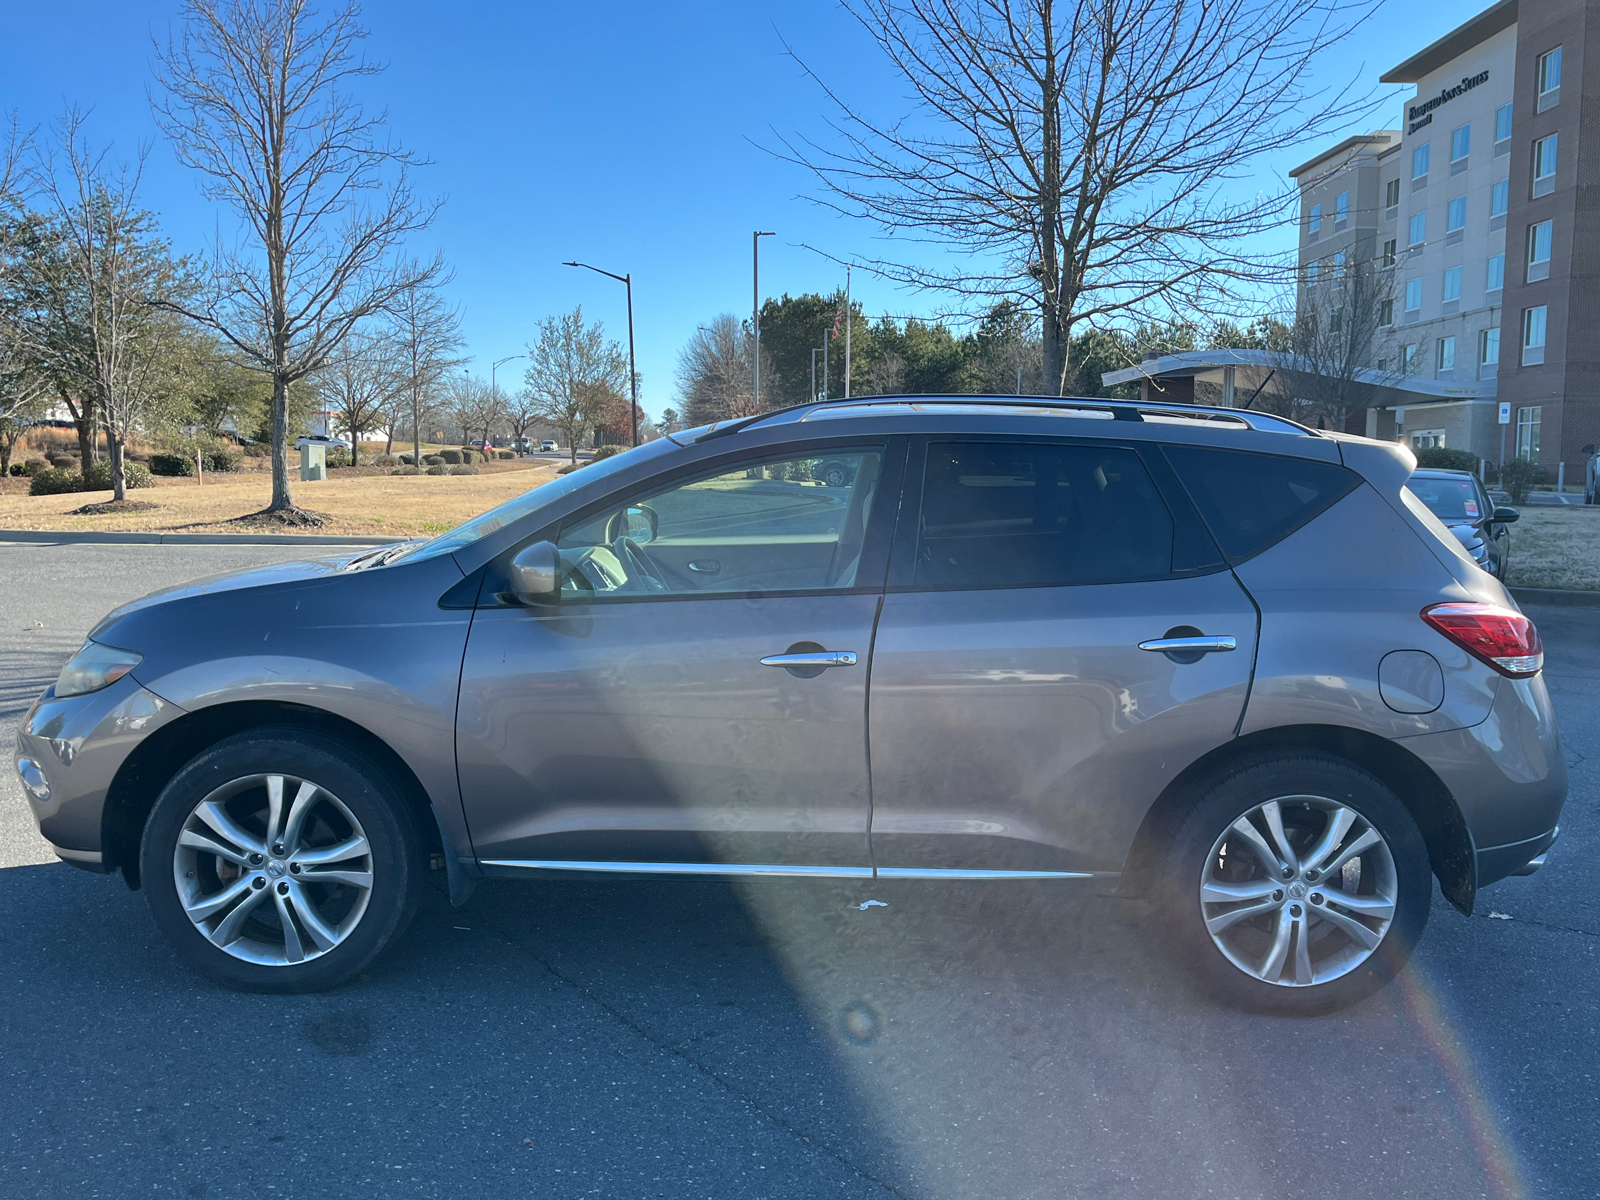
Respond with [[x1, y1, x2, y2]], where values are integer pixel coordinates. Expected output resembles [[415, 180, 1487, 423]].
[[1119, 724, 1475, 915], [104, 700, 446, 892]]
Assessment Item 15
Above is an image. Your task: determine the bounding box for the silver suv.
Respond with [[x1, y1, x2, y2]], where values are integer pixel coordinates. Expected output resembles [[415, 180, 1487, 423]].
[[14, 398, 1565, 1013]]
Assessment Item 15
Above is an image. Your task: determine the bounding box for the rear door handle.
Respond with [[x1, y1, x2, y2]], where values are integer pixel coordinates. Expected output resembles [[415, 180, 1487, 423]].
[[1138, 636, 1237, 653], [759, 651, 858, 668]]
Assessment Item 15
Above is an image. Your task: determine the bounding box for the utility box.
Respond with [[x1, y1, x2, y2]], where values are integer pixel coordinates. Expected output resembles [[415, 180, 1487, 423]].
[[300, 442, 326, 481]]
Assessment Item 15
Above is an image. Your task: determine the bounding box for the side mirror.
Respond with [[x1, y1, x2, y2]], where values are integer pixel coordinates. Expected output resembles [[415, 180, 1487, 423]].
[[508, 540, 561, 602], [1492, 506, 1520, 523]]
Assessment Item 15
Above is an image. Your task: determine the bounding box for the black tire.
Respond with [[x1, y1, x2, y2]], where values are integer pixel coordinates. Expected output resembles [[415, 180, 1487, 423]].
[[1153, 752, 1431, 1015], [141, 727, 425, 993]]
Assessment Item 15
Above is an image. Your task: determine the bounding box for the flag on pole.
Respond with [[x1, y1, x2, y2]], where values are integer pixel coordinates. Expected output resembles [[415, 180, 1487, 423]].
[[829, 297, 847, 342]]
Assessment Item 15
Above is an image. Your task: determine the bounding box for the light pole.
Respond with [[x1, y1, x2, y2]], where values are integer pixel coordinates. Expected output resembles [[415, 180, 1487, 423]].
[[810, 346, 819, 403], [492, 355, 525, 452], [563, 260, 639, 446], [753, 231, 774, 410]]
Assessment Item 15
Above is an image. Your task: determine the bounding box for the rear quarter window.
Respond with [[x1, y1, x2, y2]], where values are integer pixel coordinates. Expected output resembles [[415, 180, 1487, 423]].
[[1162, 445, 1360, 562]]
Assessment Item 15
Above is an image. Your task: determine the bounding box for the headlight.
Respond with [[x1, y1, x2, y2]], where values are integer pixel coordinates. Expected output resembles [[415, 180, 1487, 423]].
[[54, 641, 143, 698]]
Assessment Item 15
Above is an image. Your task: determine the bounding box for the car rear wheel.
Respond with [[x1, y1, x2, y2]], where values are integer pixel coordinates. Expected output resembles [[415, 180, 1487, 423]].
[[141, 728, 425, 993], [1155, 753, 1431, 1015]]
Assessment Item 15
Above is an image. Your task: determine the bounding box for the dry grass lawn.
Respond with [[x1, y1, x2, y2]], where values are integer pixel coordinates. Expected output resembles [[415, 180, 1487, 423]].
[[1503, 506, 1600, 591], [0, 461, 563, 537]]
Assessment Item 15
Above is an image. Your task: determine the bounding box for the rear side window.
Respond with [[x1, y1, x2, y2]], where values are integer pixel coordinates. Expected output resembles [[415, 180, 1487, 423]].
[[914, 442, 1175, 588], [1163, 445, 1359, 561]]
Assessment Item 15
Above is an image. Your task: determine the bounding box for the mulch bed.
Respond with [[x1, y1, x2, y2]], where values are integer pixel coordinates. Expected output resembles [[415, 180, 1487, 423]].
[[69, 500, 162, 516], [227, 507, 330, 529]]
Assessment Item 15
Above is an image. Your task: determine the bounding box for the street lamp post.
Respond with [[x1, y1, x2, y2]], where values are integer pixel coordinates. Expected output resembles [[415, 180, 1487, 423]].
[[753, 231, 774, 410], [810, 346, 819, 403], [492, 354, 525, 452], [563, 260, 639, 446]]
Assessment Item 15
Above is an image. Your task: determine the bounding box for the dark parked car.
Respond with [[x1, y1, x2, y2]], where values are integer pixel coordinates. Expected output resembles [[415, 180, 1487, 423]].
[[1408, 468, 1518, 579], [15, 397, 1563, 1013]]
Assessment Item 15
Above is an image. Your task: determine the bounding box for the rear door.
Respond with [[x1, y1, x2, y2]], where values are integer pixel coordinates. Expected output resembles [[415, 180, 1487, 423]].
[[866, 436, 1258, 876]]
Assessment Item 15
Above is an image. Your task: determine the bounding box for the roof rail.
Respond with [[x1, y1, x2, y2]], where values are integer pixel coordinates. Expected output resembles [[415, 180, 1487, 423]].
[[693, 394, 1315, 442]]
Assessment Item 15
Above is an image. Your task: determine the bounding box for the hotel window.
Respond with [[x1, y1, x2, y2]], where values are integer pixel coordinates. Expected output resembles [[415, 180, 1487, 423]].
[[1437, 336, 1456, 375], [1533, 133, 1558, 198], [1537, 47, 1562, 113], [1413, 143, 1430, 181], [1480, 328, 1500, 378], [1308, 203, 1321, 236], [1385, 178, 1400, 212], [1487, 253, 1505, 292], [1450, 125, 1470, 174], [1527, 219, 1553, 282], [1443, 266, 1462, 306], [1522, 305, 1547, 365], [1446, 195, 1467, 243], [1490, 178, 1508, 230], [1306, 259, 1319, 289], [1408, 212, 1426, 247], [1494, 103, 1513, 155], [1516, 406, 1541, 461], [1405, 278, 1423, 313], [1332, 249, 1345, 274], [1379, 298, 1394, 327], [1382, 238, 1397, 267], [1402, 343, 1418, 373], [1331, 306, 1344, 333], [1335, 190, 1349, 224]]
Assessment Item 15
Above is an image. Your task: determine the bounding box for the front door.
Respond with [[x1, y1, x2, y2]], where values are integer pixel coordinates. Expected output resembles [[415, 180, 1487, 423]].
[[867, 437, 1258, 876], [456, 442, 898, 871]]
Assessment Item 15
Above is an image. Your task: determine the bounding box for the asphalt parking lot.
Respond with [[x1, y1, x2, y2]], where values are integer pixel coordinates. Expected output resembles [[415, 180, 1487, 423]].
[[1, 542, 1595, 1199]]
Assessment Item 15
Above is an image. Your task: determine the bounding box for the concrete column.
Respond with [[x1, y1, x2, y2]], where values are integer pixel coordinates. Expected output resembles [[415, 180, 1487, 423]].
[[1223, 365, 1235, 407]]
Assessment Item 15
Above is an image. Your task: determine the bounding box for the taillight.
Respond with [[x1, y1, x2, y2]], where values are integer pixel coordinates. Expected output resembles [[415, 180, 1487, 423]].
[[1421, 603, 1543, 678]]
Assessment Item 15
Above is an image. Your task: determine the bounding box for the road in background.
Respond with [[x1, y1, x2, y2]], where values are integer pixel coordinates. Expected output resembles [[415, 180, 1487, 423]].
[[1, 543, 1594, 1198]]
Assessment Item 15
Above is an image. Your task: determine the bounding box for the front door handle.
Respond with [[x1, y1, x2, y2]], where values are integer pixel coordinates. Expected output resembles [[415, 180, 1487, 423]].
[[760, 651, 858, 668], [1138, 635, 1237, 654]]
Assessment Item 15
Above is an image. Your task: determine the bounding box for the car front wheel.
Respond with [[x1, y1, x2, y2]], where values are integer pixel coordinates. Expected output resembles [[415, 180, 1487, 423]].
[[141, 728, 425, 992], [1156, 753, 1431, 1015]]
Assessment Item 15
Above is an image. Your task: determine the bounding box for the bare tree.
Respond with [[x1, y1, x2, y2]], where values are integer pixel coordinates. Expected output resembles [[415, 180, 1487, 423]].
[[504, 387, 543, 454], [387, 271, 463, 464], [780, 0, 1375, 394], [315, 326, 401, 464], [1269, 252, 1392, 431], [675, 314, 773, 426], [444, 373, 503, 451], [524, 307, 628, 464], [152, 0, 444, 522]]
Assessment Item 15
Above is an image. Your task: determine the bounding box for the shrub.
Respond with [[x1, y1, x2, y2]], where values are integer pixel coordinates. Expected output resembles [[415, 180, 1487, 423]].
[[23, 458, 49, 476], [82, 460, 154, 491], [204, 450, 240, 473], [29, 468, 83, 495], [398, 453, 414, 465], [1415, 447, 1480, 473], [374, 453, 397, 467], [8, 463, 26, 476], [390, 465, 421, 476], [438, 448, 463, 465], [425, 463, 448, 476], [590, 444, 622, 462], [423, 454, 445, 466], [48, 453, 77, 469], [150, 452, 195, 476], [325, 449, 351, 469], [556, 463, 580, 475], [497, 449, 514, 460], [1496, 458, 1545, 503], [448, 463, 479, 476]]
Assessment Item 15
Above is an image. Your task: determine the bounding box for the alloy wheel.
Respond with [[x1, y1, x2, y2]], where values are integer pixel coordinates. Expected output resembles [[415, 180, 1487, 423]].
[[1199, 795, 1398, 987], [172, 773, 374, 966]]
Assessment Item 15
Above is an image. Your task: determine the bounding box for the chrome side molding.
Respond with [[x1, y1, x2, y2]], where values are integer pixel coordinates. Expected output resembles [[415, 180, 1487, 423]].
[[481, 860, 1104, 881]]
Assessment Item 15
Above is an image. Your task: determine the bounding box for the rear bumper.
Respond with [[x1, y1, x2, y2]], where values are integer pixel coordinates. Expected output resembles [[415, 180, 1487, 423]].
[[1478, 826, 1559, 882]]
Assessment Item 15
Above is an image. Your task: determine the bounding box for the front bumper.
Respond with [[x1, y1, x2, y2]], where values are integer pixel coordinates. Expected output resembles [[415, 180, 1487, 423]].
[[14, 675, 184, 867]]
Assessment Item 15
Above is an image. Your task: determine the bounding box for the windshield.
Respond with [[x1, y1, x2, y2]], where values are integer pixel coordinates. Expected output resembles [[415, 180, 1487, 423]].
[[399, 440, 679, 563], [1408, 474, 1482, 523]]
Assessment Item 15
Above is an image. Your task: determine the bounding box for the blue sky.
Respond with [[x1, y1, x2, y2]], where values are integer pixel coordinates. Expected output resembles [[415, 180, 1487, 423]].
[[2, 0, 1490, 418]]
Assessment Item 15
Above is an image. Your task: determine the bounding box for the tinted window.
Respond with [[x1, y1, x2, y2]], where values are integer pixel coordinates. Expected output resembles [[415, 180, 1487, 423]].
[[1164, 445, 1359, 561], [914, 442, 1175, 589], [556, 448, 883, 596]]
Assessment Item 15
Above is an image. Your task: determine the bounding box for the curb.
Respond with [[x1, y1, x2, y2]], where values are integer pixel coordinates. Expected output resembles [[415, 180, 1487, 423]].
[[0, 529, 397, 547], [1509, 586, 1600, 609]]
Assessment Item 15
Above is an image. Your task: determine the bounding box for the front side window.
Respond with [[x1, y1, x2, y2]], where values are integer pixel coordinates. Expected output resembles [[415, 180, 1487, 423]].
[[1451, 124, 1471, 163], [1382, 237, 1397, 266], [1523, 305, 1547, 365], [913, 442, 1177, 589], [1533, 134, 1558, 196], [1413, 144, 1431, 180], [1495, 103, 1513, 146], [556, 448, 885, 597], [1409, 212, 1426, 246], [1443, 266, 1462, 302], [1308, 203, 1321, 233], [1379, 298, 1394, 327], [1527, 219, 1553, 281], [1537, 47, 1562, 109], [1163, 446, 1358, 563], [1481, 327, 1500, 367], [1405, 278, 1423, 312], [1403, 343, 1418, 372], [1487, 253, 1505, 291], [1306, 259, 1319, 286], [1437, 336, 1456, 373], [1491, 178, 1509, 221], [1335, 191, 1349, 222], [1385, 178, 1400, 208], [1516, 406, 1542, 460], [1447, 196, 1467, 232]]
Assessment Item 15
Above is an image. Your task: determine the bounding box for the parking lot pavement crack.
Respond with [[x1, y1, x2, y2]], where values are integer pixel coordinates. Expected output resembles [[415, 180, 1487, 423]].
[[473, 911, 911, 1198], [1475, 912, 1600, 939]]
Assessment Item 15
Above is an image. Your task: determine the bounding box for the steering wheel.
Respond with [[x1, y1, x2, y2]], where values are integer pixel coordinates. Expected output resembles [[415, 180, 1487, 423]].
[[613, 536, 668, 593]]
